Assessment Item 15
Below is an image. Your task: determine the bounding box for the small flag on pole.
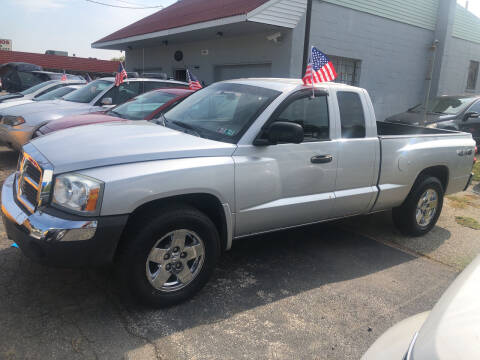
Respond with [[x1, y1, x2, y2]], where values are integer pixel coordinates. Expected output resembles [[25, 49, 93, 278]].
[[187, 69, 202, 90], [61, 70, 67, 81], [115, 62, 128, 87], [303, 47, 337, 85]]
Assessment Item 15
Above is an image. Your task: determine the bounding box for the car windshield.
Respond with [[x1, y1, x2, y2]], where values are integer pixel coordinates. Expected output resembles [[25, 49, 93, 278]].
[[107, 91, 177, 120], [20, 80, 57, 95], [163, 83, 280, 143], [63, 79, 112, 103], [34, 86, 77, 101], [409, 96, 475, 115]]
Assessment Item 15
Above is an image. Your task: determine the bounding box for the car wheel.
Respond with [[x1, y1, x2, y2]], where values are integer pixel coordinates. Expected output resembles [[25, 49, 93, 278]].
[[117, 204, 220, 307], [392, 176, 444, 236]]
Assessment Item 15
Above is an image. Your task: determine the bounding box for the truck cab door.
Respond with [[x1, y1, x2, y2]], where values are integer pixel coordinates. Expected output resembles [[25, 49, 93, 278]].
[[460, 101, 480, 144], [331, 90, 379, 217], [233, 90, 338, 237]]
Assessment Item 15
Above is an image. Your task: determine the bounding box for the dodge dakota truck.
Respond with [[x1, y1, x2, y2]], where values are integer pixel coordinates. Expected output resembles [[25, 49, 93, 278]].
[[1, 78, 476, 307]]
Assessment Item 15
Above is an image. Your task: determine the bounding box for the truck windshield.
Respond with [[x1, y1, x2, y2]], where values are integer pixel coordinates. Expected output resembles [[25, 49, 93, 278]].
[[63, 80, 112, 103], [409, 96, 475, 115], [108, 91, 177, 120], [163, 83, 280, 143]]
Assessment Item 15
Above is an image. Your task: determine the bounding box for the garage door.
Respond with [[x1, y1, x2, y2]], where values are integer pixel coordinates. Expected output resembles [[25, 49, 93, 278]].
[[214, 63, 272, 81]]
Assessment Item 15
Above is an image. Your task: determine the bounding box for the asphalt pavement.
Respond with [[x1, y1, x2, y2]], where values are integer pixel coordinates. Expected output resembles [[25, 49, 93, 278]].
[[0, 147, 460, 360]]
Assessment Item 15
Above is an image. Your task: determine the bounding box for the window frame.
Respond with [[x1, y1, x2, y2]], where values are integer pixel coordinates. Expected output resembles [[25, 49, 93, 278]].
[[336, 90, 367, 139], [256, 89, 331, 144], [467, 60, 479, 91]]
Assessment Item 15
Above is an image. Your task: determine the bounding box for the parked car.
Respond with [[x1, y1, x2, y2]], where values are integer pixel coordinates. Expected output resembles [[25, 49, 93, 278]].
[[0, 84, 85, 112], [0, 62, 83, 93], [1, 79, 475, 307], [34, 88, 194, 137], [362, 255, 480, 360], [386, 95, 480, 143], [0, 80, 86, 106], [0, 77, 189, 150]]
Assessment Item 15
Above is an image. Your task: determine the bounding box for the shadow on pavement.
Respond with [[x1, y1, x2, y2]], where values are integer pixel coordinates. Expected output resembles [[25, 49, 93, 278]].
[[0, 221, 421, 358], [338, 210, 451, 254]]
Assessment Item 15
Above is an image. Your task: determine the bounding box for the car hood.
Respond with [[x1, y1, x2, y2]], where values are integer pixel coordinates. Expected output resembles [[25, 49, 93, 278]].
[[31, 121, 237, 174], [0, 99, 33, 110], [412, 255, 480, 359], [40, 113, 123, 133], [0, 93, 24, 103], [385, 111, 457, 125], [0, 99, 95, 126]]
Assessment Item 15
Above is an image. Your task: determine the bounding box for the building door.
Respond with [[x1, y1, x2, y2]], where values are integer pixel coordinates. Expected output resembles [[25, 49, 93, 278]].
[[214, 63, 271, 82]]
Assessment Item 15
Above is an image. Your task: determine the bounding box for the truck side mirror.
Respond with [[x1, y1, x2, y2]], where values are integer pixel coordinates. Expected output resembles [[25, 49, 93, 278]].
[[101, 97, 113, 106], [463, 111, 480, 122], [255, 121, 304, 145]]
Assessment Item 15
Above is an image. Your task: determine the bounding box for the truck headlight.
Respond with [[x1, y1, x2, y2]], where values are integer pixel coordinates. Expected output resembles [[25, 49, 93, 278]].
[[53, 174, 103, 214], [426, 123, 438, 128], [3, 115, 25, 126]]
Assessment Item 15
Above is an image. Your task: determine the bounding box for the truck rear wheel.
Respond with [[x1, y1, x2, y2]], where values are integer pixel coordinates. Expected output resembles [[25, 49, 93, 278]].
[[117, 205, 220, 307], [392, 176, 444, 236]]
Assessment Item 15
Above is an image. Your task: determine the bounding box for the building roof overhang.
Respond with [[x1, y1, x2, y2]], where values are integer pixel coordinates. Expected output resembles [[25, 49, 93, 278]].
[[92, 0, 307, 50]]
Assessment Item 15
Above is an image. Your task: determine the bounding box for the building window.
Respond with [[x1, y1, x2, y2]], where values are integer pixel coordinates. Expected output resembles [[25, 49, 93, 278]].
[[328, 55, 361, 86], [467, 60, 479, 90]]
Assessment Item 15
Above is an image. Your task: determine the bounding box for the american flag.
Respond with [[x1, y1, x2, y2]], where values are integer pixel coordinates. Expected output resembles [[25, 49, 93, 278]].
[[187, 69, 202, 90], [303, 47, 337, 85], [115, 62, 127, 87], [61, 70, 67, 81]]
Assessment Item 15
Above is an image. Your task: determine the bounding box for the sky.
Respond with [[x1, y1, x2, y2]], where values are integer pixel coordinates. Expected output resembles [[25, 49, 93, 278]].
[[1, 0, 479, 61], [1, 0, 175, 60]]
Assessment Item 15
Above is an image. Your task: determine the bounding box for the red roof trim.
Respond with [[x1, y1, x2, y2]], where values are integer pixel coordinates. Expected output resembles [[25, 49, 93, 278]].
[[93, 0, 270, 45], [0, 50, 118, 73]]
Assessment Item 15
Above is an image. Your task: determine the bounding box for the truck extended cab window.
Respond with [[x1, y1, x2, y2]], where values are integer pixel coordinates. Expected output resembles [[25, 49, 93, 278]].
[[337, 91, 366, 138]]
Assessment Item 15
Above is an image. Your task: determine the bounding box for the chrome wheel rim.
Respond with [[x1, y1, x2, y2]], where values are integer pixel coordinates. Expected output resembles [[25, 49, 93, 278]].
[[146, 229, 205, 292], [415, 189, 438, 227]]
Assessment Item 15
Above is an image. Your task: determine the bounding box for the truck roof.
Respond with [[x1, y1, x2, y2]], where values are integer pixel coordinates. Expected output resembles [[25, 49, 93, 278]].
[[221, 77, 362, 92]]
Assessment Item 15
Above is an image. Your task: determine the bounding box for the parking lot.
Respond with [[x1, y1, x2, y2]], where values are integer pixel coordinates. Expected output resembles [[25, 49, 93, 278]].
[[2, 145, 478, 359]]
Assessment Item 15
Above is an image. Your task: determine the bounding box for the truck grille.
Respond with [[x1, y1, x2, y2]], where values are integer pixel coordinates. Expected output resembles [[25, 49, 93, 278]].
[[16, 152, 43, 213]]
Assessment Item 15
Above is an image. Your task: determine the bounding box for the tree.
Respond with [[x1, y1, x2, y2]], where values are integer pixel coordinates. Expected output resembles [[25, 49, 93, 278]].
[[110, 55, 125, 63]]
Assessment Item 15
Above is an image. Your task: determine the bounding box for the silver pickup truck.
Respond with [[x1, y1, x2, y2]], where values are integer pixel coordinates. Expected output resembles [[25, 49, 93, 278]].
[[1, 78, 475, 307]]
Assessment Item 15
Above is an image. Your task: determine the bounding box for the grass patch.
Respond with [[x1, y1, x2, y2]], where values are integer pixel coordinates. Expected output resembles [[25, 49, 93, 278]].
[[447, 195, 476, 209], [473, 161, 480, 182], [455, 216, 480, 230]]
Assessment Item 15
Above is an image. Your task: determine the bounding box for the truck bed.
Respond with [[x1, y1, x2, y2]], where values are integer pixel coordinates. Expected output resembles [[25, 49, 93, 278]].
[[377, 121, 457, 137]]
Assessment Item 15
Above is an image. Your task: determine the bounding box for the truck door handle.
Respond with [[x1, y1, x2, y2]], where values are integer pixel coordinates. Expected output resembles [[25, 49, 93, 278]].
[[311, 155, 333, 164]]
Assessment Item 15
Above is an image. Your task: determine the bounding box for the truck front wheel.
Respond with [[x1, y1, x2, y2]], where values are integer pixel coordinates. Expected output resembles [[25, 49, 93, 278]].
[[392, 176, 444, 236], [117, 205, 220, 307]]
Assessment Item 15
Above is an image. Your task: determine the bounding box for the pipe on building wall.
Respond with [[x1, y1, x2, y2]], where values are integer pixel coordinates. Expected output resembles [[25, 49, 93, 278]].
[[422, 40, 439, 127]]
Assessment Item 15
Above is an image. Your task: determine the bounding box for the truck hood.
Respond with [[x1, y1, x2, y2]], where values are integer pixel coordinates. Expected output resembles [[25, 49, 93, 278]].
[[31, 121, 237, 174], [0, 99, 94, 126], [412, 255, 480, 359], [385, 111, 457, 125]]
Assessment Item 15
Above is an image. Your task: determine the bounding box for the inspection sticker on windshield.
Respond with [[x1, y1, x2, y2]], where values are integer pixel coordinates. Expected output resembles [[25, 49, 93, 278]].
[[217, 128, 235, 136]]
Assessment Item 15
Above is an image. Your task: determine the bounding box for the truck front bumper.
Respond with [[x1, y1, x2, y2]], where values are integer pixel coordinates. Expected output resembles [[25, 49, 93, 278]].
[[1, 173, 128, 267]]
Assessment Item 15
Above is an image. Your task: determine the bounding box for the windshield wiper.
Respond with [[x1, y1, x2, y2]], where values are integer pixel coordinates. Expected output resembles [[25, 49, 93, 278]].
[[165, 119, 203, 137]]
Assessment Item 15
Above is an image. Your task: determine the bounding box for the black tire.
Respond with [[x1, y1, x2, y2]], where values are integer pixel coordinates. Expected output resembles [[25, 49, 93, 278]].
[[392, 176, 444, 236], [116, 204, 220, 307]]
